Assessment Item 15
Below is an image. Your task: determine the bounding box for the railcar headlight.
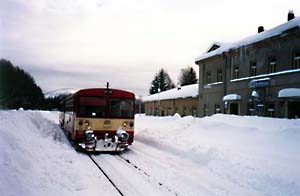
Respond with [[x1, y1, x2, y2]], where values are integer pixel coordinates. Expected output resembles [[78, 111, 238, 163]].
[[85, 120, 90, 127], [85, 130, 95, 141], [78, 121, 83, 126], [122, 121, 128, 127], [120, 132, 129, 141], [117, 128, 129, 141]]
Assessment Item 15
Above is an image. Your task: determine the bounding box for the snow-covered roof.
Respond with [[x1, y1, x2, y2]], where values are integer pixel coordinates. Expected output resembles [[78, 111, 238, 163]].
[[278, 88, 300, 98], [142, 84, 198, 102], [195, 17, 300, 63], [223, 94, 241, 101]]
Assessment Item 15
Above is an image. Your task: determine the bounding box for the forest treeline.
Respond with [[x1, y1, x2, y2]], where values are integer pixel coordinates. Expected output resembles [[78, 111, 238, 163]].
[[0, 59, 65, 110], [0, 58, 197, 109]]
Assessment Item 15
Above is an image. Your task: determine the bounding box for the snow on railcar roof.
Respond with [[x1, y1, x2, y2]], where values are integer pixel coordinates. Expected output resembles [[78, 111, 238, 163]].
[[142, 84, 198, 102], [195, 17, 300, 63]]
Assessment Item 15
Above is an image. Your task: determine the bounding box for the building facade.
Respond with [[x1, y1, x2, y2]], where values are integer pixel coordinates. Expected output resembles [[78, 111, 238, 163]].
[[195, 13, 300, 118], [143, 84, 198, 117]]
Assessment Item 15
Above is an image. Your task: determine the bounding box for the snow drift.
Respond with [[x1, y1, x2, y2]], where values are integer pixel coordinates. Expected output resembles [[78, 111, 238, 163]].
[[0, 110, 120, 196], [0, 110, 300, 196]]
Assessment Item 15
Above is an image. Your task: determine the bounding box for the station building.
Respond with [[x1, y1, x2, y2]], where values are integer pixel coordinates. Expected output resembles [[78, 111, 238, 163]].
[[143, 84, 198, 117], [195, 11, 300, 118]]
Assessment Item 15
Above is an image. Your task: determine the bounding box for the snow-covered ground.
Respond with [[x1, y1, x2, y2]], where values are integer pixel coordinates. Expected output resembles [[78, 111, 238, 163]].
[[133, 114, 300, 196], [0, 110, 120, 196], [0, 110, 300, 196]]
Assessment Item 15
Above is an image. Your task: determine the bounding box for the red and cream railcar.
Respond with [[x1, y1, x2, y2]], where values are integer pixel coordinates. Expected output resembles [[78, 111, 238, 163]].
[[59, 88, 135, 152]]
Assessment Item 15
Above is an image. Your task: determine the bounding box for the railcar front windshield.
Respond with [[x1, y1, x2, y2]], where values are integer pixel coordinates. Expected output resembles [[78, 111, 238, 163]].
[[110, 98, 134, 118], [78, 96, 106, 117]]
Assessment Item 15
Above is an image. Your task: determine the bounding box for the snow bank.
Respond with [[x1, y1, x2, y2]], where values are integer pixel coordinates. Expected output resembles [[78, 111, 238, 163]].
[[1, 110, 300, 196], [134, 114, 300, 196], [0, 110, 119, 196]]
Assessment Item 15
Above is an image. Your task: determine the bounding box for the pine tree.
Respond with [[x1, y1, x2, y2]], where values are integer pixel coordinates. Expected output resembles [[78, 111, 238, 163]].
[[0, 59, 44, 109], [149, 68, 175, 94], [149, 74, 159, 94], [178, 66, 198, 86]]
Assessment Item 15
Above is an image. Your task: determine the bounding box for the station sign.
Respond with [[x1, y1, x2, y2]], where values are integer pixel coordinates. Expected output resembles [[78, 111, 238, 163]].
[[249, 79, 270, 88]]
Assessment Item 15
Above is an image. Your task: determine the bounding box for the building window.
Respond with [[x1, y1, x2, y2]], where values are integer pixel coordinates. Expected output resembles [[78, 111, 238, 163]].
[[183, 106, 187, 116], [215, 104, 221, 113], [268, 57, 276, 73], [208, 44, 220, 52], [248, 102, 255, 115], [167, 108, 172, 116], [192, 107, 197, 117], [205, 71, 211, 84], [232, 65, 239, 79], [204, 104, 208, 116], [267, 103, 275, 117], [155, 108, 160, 116], [217, 69, 222, 82], [279, 101, 285, 118], [294, 52, 300, 69], [250, 62, 257, 76]]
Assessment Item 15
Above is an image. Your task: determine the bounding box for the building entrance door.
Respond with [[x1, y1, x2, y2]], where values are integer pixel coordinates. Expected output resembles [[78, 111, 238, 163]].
[[229, 103, 239, 115], [288, 101, 300, 118]]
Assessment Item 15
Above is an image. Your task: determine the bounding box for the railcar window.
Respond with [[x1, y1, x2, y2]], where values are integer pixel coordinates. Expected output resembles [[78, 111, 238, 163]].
[[78, 97, 106, 117], [110, 99, 134, 118], [65, 99, 73, 112]]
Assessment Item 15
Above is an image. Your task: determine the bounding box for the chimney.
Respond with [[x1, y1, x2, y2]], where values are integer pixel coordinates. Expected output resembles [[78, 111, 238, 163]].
[[288, 10, 295, 21], [258, 26, 264, 33]]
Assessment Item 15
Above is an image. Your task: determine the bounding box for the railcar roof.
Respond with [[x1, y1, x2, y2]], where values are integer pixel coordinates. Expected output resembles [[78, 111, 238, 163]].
[[63, 88, 135, 101]]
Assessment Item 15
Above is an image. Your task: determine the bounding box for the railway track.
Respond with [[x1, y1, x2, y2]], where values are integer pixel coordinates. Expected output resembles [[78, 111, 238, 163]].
[[87, 153, 124, 196], [87, 152, 177, 196]]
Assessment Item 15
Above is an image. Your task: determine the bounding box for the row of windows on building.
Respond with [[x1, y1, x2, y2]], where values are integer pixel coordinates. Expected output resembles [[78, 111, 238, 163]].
[[205, 52, 300, 84], [203, 102, 277, 117], [148, 106, 197, 117]]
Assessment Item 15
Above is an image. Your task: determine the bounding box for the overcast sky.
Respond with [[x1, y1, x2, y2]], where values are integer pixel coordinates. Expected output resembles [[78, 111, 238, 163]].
[[0, 0, 299, 96]]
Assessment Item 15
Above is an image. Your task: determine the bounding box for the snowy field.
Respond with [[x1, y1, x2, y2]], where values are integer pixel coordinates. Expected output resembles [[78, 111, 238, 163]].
[[0, 110, 300, 196]]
